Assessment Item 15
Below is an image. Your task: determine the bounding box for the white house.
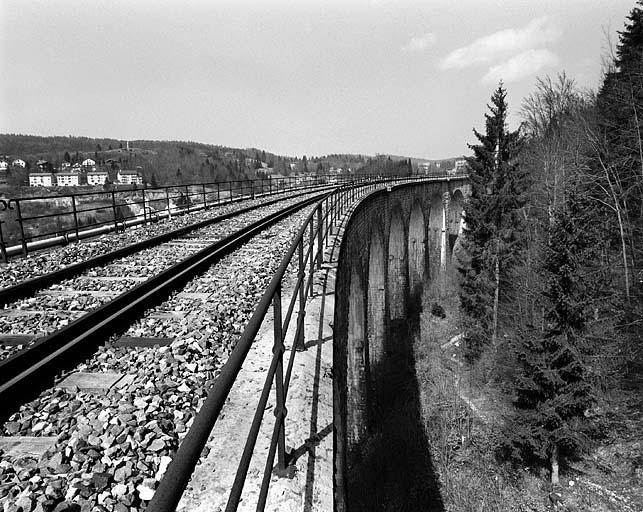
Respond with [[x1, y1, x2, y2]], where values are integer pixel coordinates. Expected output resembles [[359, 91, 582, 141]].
[[55, 172, 80, 187], [87, 171, 109, 186], [81, 158, 96, 168], [455, 159, 468, 173], [0, 160, 8, 171], [29, 173, 54, 187], [117, 170, 143, 185], [12, 159, 26, 168], [61, 162, 71, 170]]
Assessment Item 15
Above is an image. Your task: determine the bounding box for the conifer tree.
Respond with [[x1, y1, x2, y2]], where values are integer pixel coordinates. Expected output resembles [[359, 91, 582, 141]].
[[459, 84, 527, 360], [504, 189, 608, 484]]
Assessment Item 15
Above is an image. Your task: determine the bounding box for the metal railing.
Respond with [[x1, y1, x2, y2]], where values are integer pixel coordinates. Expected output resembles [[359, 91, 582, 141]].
[[0, 174, 373, 261], [147, 175, 444, 512]]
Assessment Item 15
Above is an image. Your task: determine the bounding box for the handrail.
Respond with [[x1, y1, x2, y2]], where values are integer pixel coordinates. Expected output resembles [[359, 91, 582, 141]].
[[147, 175, 455, 511]]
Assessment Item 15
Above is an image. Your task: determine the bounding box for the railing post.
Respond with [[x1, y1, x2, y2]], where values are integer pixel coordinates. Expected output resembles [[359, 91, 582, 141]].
[[217, 182, 221, 205], [71, 195, 80, 241], [0, 202, 8, 262], [202, 183, 207, 208], [308, 220, 315, 296], [0, 220, 6, 263], [142, 189, 147, 223], [251, 179, 255, 200], [317, 206, 322, 270], [296, 240, 306, 351], [185, 185, 190, 213], [14, 200, 28, 256], [272, 284, 287, 471], [166, 187, 172, 218], [229, 180, 233, 203], [324, 197, 329, 247], [111, 191, 119, 232], [269, 177, 272, 195]]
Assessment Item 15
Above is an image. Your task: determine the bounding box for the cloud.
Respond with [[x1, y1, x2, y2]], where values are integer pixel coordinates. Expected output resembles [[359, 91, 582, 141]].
[[481, 48, 558, 84], [440, 17, 560, 69], [403, 33, 437, 52]]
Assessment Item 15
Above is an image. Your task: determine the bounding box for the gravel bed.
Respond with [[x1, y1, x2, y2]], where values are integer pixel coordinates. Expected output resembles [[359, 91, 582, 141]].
[[0, 205, 315, 512], [0, 187, 326, 289], [0, 193, 320, 362]]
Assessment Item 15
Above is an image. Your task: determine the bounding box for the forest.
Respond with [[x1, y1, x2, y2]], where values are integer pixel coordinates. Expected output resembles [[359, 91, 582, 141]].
[[437, 3, 642, 509]]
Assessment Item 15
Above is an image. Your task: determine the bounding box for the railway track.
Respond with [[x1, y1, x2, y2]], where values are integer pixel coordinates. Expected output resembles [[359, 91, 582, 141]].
[[0, 191, 325, 417], [0, 191, 328, 362]]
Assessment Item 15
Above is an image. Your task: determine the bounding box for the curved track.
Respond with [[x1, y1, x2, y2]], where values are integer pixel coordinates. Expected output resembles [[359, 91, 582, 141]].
[[0, 192, 325, 417]]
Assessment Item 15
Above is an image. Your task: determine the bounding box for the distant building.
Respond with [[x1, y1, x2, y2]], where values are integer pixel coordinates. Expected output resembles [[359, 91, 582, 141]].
[[0, 160, 8, 171], [12, 159, 26, 168], [36, 159, 49, 171], [87, 171, 109, 186], [455, 159, 468, 173], [81, 158, 96, 169], [55, 172, 80, 187], [61, 162, 71, 170], [117, 169, 143, 185], [29, 173, 54, 187], [419, 162, 431, 174]]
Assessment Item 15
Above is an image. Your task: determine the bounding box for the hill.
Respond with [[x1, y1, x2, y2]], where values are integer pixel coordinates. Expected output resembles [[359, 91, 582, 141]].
[[0, 134, 462, 191]]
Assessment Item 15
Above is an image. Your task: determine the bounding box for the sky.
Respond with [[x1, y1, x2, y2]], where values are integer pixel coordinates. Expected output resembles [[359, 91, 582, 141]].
[[0, 0, 636, 159]]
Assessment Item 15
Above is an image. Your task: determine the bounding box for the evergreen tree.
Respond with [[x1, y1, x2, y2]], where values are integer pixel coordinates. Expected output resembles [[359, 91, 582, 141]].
[[503, 189, 608, 483], [459, 84, 528, 360]]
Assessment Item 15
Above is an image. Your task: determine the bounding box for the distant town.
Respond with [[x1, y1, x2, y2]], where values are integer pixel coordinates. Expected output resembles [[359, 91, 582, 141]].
[[0, 151, 466, 190]]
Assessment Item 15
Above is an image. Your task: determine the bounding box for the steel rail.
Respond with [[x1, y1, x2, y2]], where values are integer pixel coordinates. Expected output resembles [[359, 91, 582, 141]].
[[0, 187, 334, 306], [0, 192, 325, 417]]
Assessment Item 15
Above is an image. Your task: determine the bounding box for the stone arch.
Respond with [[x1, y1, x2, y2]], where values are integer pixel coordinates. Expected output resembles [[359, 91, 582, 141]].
[[367, 226, 386, 373], [387, 207, 407, 323], [407, 200, 426, 305], [448, 189, 465, 252], [347, 265, 367, 446], [428, 194, 443, 281]]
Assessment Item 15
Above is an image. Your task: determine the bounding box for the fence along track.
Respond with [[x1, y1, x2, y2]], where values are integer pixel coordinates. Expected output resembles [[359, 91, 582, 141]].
[[0, 193, 325, 418], [0, 175, 360, 260], [0, 187, 333, 306]]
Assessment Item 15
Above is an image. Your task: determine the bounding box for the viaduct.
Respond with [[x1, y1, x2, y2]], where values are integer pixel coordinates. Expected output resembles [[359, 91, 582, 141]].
[[332, 177, 470, 509]]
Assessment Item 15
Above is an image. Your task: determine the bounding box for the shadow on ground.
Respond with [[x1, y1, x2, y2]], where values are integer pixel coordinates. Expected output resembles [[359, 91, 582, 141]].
[[346, 319, 445, 512]]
